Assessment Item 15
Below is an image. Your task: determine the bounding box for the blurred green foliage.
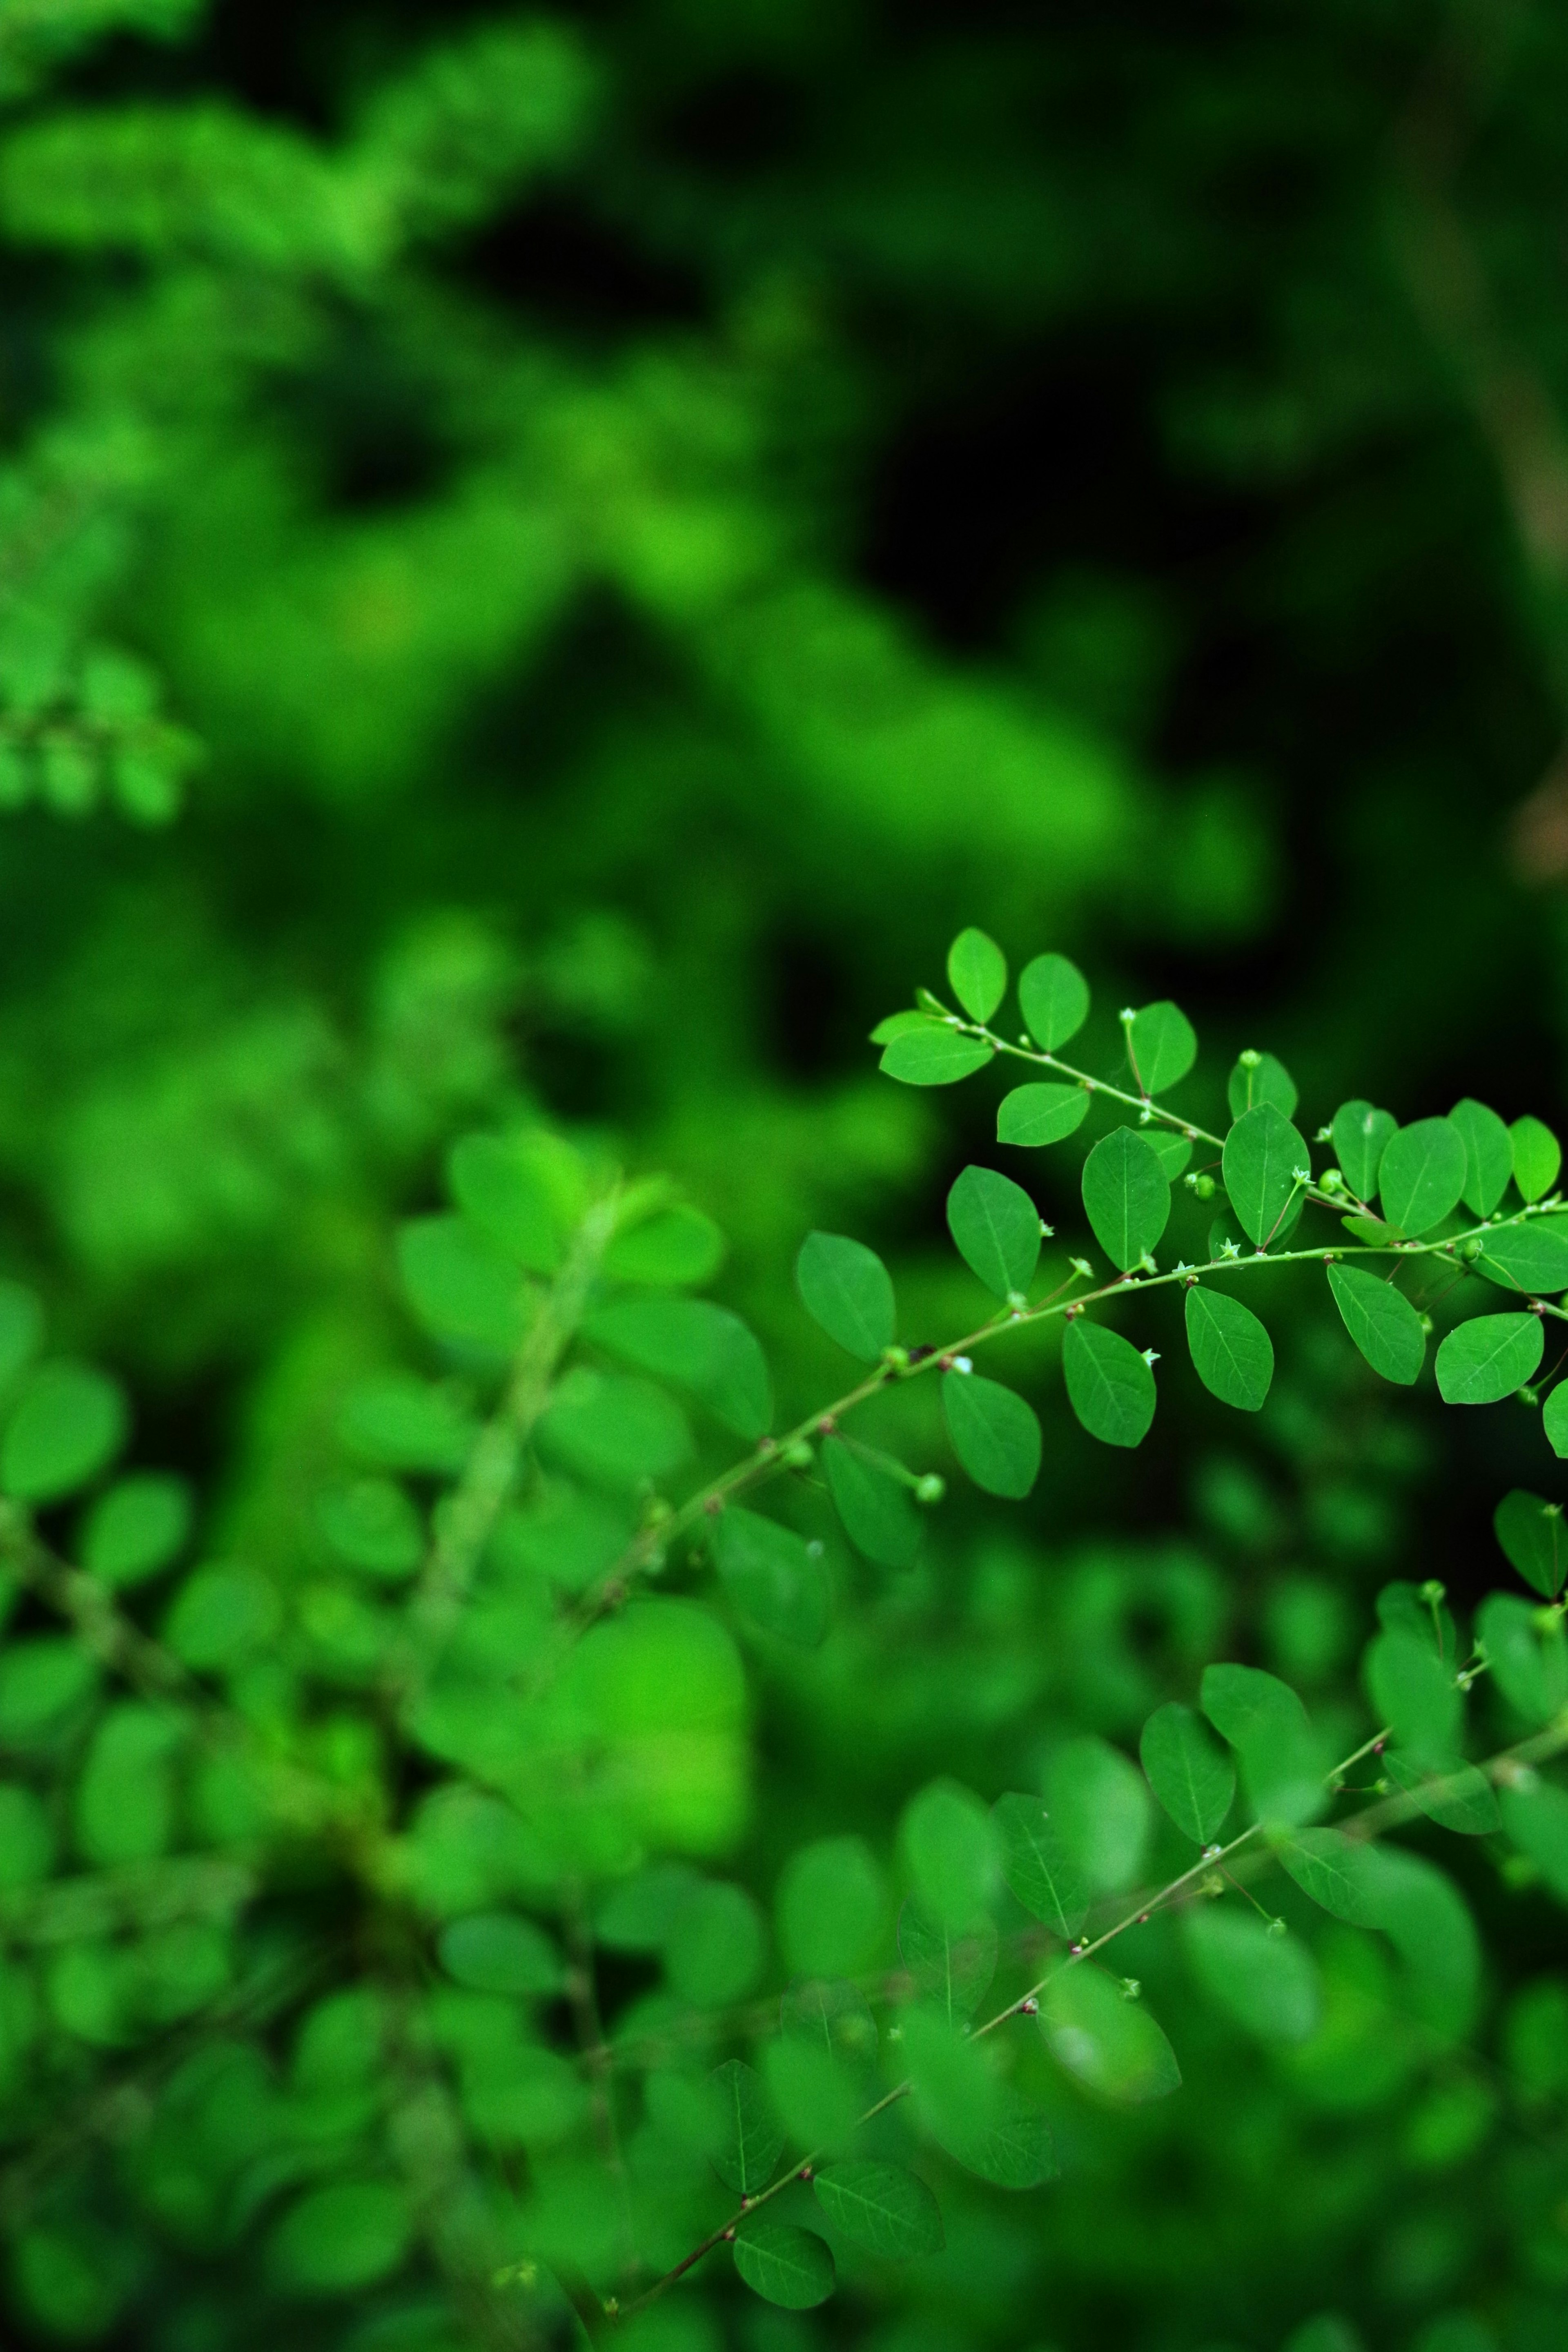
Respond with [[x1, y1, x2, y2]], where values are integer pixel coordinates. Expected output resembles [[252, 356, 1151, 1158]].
[[0, 3, 1566, 2350]]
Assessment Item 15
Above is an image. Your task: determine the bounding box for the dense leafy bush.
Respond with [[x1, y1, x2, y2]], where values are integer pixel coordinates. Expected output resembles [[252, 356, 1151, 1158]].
[[0, 925, 1566, 2352]]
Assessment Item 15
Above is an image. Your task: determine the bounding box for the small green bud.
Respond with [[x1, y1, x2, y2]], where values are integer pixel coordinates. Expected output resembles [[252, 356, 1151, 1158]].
[[1238, 1048, 1261, 1068], [1266, 1917, 1287, 1939], [1519, 1383, 1541, 1408], [1419, 1579, 1446, 1605], [1458, 1236, 1484, 1262], [1319, 1167, 1344, 1192], [915, 1473, 946, 1507], [783, 1440, 814, 1469], [1418, 1313, 1434, 1335], [1193, 1174, 1215, 1201]]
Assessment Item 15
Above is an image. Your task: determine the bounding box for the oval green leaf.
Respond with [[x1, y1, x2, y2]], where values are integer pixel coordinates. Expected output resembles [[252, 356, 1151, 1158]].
[[991, 1792, 1088, 1939], [1081, 1128, 1171, 1273], [1222, 1105, 1310, 1247], [1434, 1312, 1544, 1405], [0, 1364, 127, 1504], [1326, 1263, 1425, 1385], [946, 928, 1007, 1023], [813, 2162, 943, 2260], [1183, 1285, 1273, 1411], [1494, 1489, 1567, 1600], [1127, 1001, 1196, 1095], [1062, 1319, 1156, 1448], [585, 1297, 772, 1437], [946, 1165, 1041, 1300], [1226, 1052, 1298, 1121], [733, 2223, 835, 2310], [795, 1232, 895, 1362], [822, 1437, 922, 1567], [1377, 1116, 1467, 1234], [1512, 1115, 1561, 1205], [1330, 1100, 1397, 1201], [1182, 1908, 1319, 2043], [711, 1507, 831, 1645], [706, 2058, 784, 2195], [996, 1081, 1089, 1148], [1139, 1701, 1235, 1844], [1473, 1223, 1568, 1298], [1042, 1965, 1181, 2103], [880, 1025, 995, 1087], [941, 1371, 1041, 1498], [1018, 953, 1089, 1051], [1546, 1381, 1568, 1459], [1450, 1097, 1514, 1217]]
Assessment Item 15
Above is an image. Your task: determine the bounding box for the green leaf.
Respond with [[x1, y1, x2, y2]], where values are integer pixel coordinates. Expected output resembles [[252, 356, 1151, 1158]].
[[996, 1081, 1089, 1147], [947, 928, 1007, 1022], [0, 1285, 41, 1392], [1080, 1128, 1171, 1272], [869, 1010, 929, 1045], [1449, 1097, 1514, 1216], [795, 1231, 895, 1361], [939, 2079, 1056, 2189], [901, 1777, 999, 1922], [1326, 1263, 1425, 1385], [1227, 1052, 1298, 1121], [75, 1702, 181, 1865], [776, 1837, 885, 1978], [339, 1374, 477, 1475], [1512, 1115, 1561, 1204], [165, 1564, 279, 1671], [1222, 1105, 1310, 1247], [1018, 952, 1089, 1050], [585, 1298, 772, 1437], [711, 1508, 829, 1645], [1126, 1000, 1196, 1095], [942, 1371, 1041, 1498], [1364, 1629, 1460, 1757], [897, 1899, 997, 2022], [1183, 1285, 1273, 1411], [1042, 1965, 1181, 2102], [903, 2011, 1056, 2185], [1278, 1828, 1371, 1924], [1062, 1319, 1156, 1448], [733, 2223, 835, 2310], [1144, 1129, 1194, 1180], [1501, 1781, 1568, 1902], [268, 2183, 411, 2296], [1330, 1100, 1397, 1201], [0, 1637, 94, 1750], [447, 1132, 570, 1274], [1473, 1223, 1568, 1297], [1494, 1490, 1568, 1600], [1476, 1593, 1568, 1726], [1139, 1702, 1234, 1844], [991, 1792, 1088, 1938], [0, 1364, 127, 1504], [704, 2058, 784, 2195], [537, 1368, 692, 1487], [1200, 1663, 1325, 1827], [1383, 1750, 1500, 1836], [666, 1884, 765, 2006], [822, 1438, 922, 1568], [604, 1204, 724, 1286], [813, 2163, 943, 2260], [1376, 1117, 1467, 1234], [438, 1913, 564, 1995], [398, 1214, 531, 1352], [946, 1165, 1041, 1300], [1434, 1312, 1544, 1405], [880, 1024, 995, 1086], [316, 1478, 423, 1581], [1546, 1382, 1568, 1458], [80, 1475, 192, 1588], [1046, 1735, 1152, 1895], [1182, 1909, 1319, 2042]]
